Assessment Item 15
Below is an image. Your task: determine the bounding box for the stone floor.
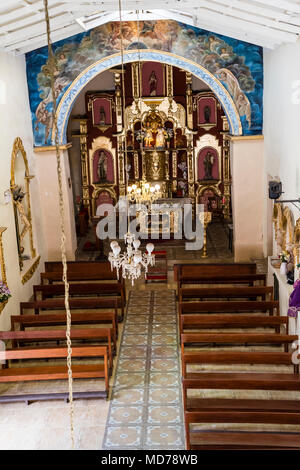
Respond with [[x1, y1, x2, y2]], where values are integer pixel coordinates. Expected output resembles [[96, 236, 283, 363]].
[[102, 289, 185, 450]]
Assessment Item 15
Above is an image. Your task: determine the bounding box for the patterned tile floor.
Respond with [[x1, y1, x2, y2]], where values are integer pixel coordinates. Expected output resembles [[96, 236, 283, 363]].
[[102, 289, 185, 450]]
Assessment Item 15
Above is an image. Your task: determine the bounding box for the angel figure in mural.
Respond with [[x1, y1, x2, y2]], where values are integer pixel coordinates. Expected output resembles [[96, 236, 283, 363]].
[[97, 151, 108, 182], [144, 122, 154, 147], [12, 186, 31, 254], [203, 151, 215, 179], [35, 101, 53, 144], [149, 71, 157, 96], [217, 68, 252, 128]]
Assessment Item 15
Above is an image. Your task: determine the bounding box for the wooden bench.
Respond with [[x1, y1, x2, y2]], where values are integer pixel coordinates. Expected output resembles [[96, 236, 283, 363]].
[[180, 314, 289, 335], [11, 312, 118, 345], [0, 346, 109, 403], [20, 297, 123, 321], [0, 328, 114, 371], [33, 283, 125, 318], [179, 286, 273, 303], [181, 332, 297, 353], [178, 273, 267, 291], [174, 263, 257, 293], [179, 301, 279, 316], [42, 261, 124, 287], [181, 351, 298, 377], [182, 375, 300, 449]]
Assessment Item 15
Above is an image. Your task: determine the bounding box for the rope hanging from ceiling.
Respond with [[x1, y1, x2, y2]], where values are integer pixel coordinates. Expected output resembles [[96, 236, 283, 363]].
[[42, 0, 75, 449]]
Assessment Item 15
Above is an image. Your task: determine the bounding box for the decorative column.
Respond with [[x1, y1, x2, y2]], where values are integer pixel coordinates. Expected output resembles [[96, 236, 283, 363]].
[[186, 131, 195, 198], [186, 72, 193, 130], [79, 119, 91, 215], [0, 227, 8, 314], [223, 136, 231, 220]]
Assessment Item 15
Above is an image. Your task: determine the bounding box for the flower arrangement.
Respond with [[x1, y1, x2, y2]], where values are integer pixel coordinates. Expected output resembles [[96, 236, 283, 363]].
[[279, 251, 290, 263], [0, 281, 11, 303]]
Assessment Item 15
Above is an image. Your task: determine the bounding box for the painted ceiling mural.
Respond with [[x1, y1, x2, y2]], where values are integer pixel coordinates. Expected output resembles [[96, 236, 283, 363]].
[[25, 20, 263, 146]]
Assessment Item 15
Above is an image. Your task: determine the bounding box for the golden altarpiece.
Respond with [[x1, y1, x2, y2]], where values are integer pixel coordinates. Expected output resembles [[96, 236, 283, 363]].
[[71, 62, 232, 223]]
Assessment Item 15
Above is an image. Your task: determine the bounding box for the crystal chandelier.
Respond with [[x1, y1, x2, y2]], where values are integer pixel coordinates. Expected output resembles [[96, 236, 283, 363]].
[[108, 234, 155, 285], [127, 179, 161, 205]]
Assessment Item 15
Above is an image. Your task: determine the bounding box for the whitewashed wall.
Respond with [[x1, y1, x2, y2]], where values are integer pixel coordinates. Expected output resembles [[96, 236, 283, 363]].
[[264, 38, 300, 256], [0, 50, 47, 330]]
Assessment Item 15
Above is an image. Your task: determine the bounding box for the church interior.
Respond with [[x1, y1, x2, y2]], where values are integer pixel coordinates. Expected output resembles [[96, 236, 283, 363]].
[[1, 0, 300, 451]]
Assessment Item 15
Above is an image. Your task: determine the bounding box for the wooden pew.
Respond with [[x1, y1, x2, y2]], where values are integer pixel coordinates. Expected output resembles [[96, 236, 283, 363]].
[[0, 328, 114, 371], [181, 332, 297, 353], [179, 301, 279, 316], [20, 297, 123, 322], [33, 283, 125, 318], [181, 350, 298, 377], [174, 263, 257, 293], [185, 411, 300, 450], [179, 286, 273, 303], [11, 312, 118, 345], [45, 261, 114, 275], [183, 375, 300, 449], [178, 273, 267, 291], [180, 314, 289, 335], [0, 346, 109, 403]]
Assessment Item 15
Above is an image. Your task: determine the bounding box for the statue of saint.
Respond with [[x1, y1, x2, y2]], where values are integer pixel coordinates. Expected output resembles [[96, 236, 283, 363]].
[[97, 151, 108, 182], [156, 127, 166, 148], [99, 106, 106, 126], [144, 122, 154, 147], [12, 186, 31, 254], [203, 151, 215, 179], [204, 105, 211, 123], [149, 71, 157, 96]]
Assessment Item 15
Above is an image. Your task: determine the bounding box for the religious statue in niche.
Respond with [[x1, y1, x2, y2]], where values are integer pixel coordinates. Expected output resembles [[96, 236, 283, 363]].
[[97, 151, 108, 182], [203, 151, 215, 180], [12, 186, 31, 260], [149, 71, 157, 96], [99, 106, 106, 126], [144, 122, 154, 148], [204, 105, 211, 123], [156, 127, 166, 149]]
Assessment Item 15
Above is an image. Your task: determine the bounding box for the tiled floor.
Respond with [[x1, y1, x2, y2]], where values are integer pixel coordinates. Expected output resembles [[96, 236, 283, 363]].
[[102, 290, 185, 450]]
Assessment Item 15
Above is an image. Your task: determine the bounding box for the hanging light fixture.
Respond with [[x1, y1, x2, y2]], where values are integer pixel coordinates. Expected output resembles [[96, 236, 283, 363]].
[[108, 5, 156, 284], [127, 179, 161, 205]]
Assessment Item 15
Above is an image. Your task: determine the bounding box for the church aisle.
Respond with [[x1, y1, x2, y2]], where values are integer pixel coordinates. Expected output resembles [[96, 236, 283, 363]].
[[102, 289, 185, 450]]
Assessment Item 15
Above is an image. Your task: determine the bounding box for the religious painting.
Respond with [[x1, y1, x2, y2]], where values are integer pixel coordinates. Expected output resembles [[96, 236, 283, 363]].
[[197, 96, 217, 127], [91, 97, 112, 128], [199, 188, 220, 212], [198, 147, 219, 181], [92, 149, 114, 184], [95, 190, 114, 217], [141, 62, 165, 97]]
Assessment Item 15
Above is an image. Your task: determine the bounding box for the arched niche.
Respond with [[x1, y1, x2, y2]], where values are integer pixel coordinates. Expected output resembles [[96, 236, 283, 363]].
[[10, 137, 39, 280], [197, 146, 220, 181], [92, 149, 114, 184]]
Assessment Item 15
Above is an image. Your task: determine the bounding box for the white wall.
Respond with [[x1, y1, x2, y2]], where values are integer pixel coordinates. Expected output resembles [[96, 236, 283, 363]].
[[0, 50, 47, 330], [264, 38, 300, 255]]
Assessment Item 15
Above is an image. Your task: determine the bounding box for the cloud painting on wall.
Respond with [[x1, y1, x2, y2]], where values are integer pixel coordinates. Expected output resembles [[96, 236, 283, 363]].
[[25, 20, 263, 146]]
